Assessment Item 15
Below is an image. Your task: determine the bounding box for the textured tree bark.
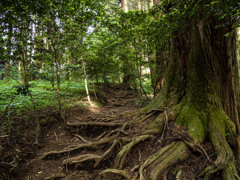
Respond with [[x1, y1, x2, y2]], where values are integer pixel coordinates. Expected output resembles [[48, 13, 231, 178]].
[[142, 10, 240, 178]]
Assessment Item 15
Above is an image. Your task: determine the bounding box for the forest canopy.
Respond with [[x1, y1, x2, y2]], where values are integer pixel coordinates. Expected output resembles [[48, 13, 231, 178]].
[[1, 0, 240, 180]]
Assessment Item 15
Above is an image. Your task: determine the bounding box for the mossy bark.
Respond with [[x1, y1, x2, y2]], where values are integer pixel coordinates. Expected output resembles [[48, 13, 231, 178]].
[[141, 8, 240, 179]]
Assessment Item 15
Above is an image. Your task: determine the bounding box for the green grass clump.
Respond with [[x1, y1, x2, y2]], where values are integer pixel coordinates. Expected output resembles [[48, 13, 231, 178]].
[[0, 79, 94, 117]]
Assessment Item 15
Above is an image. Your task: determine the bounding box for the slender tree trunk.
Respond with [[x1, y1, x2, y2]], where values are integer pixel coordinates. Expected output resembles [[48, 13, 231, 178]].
[[5, 22, 12, 81], [80, 35, 92, 106], [34, 24, 40, 80], [147, 0, 153, 10], [51, 64, 55, 88], [29, 92, 39, 144], [121, 0, 128, 12], [53, 36, 65, 121], [134, 39, 148, 98], [21, 47, 28, 85], [146, 43, 155, 93], [18, 61, 21, 80], [137, 0, 141, 11], [82, 60, 92, 106], [92, 78, 97, 99], [18, 21, 28, 85]]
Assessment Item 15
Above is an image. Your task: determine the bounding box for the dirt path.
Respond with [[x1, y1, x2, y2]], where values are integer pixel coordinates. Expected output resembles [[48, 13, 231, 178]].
[[27, 83, 144, 180], [1, 83, 229, 180]]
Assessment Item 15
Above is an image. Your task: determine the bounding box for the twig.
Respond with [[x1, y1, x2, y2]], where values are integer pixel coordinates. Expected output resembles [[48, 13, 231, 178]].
[[99, 169, 131, 180], [0, 135, 9, 138], [67, 122, 123, 127], [131, 165, 140, 172], [184, 140, 212, 163], [66, 151, 70, 174], [74, 134, 91, 143], [96, 131, 107, 140], [158, 110, 169, 145], [0, 75, 22, 119], [172, 129, 212, 163], [54, 132, 59, 142], [108, 159, 113, 167], [138, 150, 141, 162], [0, 95, 17, 120]]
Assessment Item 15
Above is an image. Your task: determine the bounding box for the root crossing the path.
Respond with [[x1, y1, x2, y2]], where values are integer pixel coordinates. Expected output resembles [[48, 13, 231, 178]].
[[26, 84, 240, 180]]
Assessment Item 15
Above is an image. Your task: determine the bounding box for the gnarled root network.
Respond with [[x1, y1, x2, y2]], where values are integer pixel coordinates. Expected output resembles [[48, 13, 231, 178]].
[[98, 169, 131, 180], [139, 141, 190, 180], [200, 108, 240, 180], [39, 131, 120, 159], [61, 140, 120, 167], [114, 134, 155, 169]]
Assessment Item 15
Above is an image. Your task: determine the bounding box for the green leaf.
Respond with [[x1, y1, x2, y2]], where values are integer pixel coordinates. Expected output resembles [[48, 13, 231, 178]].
[[11, 20, 16, 26]]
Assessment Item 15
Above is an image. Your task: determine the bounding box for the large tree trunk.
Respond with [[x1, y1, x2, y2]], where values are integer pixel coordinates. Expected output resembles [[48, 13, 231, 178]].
[[142, 10, 240, 179]]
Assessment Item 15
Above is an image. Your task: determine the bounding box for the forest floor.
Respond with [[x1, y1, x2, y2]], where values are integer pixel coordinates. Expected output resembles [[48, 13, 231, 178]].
[[0, 83, 150, 180], [1, 83, 238, 180]]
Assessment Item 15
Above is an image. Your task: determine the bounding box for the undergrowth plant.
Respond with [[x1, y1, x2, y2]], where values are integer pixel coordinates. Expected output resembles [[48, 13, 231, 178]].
[[0, 80, 94, 117]]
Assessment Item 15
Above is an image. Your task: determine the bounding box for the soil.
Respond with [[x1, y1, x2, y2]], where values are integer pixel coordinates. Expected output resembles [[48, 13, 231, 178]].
[[1, 83, 239, 180], [0, 83, 148, 180]]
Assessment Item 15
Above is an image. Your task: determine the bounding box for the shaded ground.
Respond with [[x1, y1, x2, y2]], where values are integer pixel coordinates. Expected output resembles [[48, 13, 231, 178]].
[[0, 83, 146, 179], [1, 83, 239, 180], [29, 83, 143, 180]]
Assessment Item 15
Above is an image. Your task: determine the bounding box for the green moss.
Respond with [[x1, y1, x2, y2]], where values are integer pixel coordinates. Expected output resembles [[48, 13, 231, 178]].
[[176, 99, 208, 143], [209, 107, 228, 136], [142, 84, 169, 112], [143, 113, 165, 130]]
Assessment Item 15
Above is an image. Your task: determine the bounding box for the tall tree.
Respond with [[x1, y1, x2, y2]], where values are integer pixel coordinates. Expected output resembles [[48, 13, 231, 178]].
[[4, 22, 12, 81], [140, 1, 240, 178], [137, 0, 141, 10], [121, 0, 129, 12], [147, 0, 153, 10]]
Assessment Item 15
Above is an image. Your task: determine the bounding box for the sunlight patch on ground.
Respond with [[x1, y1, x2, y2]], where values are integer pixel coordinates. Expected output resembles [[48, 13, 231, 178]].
[[89, 106, 101, 113]]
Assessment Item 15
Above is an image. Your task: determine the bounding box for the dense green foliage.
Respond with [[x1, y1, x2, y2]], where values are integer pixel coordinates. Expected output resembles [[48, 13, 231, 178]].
[[0, 0, 239, 119], [0, 79, 93, 115]]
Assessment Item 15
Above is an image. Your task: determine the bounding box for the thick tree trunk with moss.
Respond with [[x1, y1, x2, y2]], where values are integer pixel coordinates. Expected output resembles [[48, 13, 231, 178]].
[[142, 12, 240, 178]]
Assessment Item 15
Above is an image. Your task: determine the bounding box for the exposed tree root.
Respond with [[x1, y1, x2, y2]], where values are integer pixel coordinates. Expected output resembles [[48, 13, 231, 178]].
[[74, 134, 92, 143], [150, 141, 190, 180], [222, 160, 240, 180], [139, 141, 190, 180], [44, 173, 66, 180], [199, 108, 240, 180], [139, 142, 176, 180], [67, 121, 123, 127], [183, 140, 212, 163], [114, 135, 154, 169], [99, 169, 131, 180], [61, 140, 119, 167], [38, 99, 240, 180], [39, 132, 120, 159]]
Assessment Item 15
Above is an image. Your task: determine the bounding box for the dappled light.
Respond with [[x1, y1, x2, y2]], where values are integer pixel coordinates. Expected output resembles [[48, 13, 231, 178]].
[[1, 0, 240, 180]]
